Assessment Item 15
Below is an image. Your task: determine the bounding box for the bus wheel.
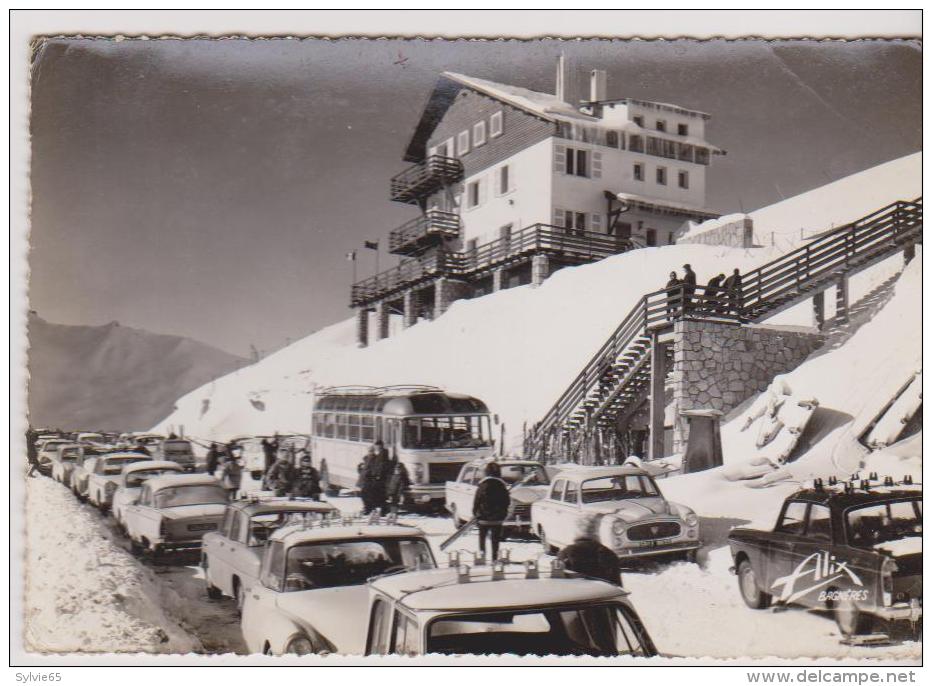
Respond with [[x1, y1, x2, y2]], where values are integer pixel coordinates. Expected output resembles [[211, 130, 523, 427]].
[[320, 462, 340, 497]]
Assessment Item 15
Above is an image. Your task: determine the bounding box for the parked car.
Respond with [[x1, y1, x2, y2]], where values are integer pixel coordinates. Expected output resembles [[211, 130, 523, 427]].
[[202, 498, 336, 610], [152, 438, 197, 472], [50, 443, 83, 486], [728, 477, 922, 639], [123, 473, 229, 557], [445, 458, 550, 533], [530, 465, 700, 561], [111, 460, 185, 528], [70, 454, 102, 501], [365, 560, 658, 657], [35, 438, 72, 476], [85, 452, 152, 513], [241, 517, 435, 655]]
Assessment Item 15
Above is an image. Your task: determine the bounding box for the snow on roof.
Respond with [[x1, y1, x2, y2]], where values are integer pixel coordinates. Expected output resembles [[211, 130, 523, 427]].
[[145, 472, 222, 491], [270, 521, 425, 545], [614, 192, 718, 216], [121, 460, 183, 474], [553, 464, 649, 480], [371, 565, 628, 611]]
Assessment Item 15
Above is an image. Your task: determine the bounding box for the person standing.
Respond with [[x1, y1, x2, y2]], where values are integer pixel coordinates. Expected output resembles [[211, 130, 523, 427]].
[[26, 428, 39, 477], [472, 462, 510, 561], [722, 268, 743, 316], [221, 453, 243, 499], [704, 273, 725, 312], [682, 264, 697, 313], [665, 271, 682, 320], [291, 453, 321, 500], [557, 514, 622, 585], [384, 459, 410, 515], [206, 442, 220, 476], [360, 443, 389, 514], [267, 453, 295, 497], [261, 434, 279, 474]]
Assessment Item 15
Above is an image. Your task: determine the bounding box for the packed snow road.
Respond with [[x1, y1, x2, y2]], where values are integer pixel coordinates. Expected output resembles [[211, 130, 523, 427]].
[[24, 473, 920, 661]]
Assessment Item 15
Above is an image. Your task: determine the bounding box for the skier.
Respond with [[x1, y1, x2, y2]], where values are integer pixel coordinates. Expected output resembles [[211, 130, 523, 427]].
[[682, 264, 697, 313], [291, 453, 321, 500], [472, 462, 511, 561], [665, 271, 682, 320], [384, 459, 410, 515], [557, 515, 622, 586], [266, 453, 295, 497]]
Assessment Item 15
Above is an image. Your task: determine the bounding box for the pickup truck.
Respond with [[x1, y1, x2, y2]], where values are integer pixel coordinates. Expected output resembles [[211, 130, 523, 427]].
[[728, 477, 922, 639], [202, 498, 335, 611], [86, 452, 152, 513]]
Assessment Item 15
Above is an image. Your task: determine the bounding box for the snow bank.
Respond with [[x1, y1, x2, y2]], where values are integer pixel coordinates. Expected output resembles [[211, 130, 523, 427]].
[[24, 476, 200, 654]]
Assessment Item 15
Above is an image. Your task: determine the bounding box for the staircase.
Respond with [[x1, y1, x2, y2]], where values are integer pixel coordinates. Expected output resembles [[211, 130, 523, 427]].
[[527, 197, 922, 460]]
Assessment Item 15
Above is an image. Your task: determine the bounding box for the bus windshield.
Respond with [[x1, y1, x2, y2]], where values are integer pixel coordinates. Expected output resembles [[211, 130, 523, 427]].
[[402, 415, 492, 450]]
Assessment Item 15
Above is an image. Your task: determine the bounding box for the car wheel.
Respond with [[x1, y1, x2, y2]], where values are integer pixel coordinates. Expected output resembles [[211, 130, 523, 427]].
[[130, 537, 143, 556], [835, 596, 873, 637], [205, 573, 222, 600], [737, 559, 771, 609], [539, 527, 557, 555], [685, 549, 698, 564], [320, 462, 340, 497]]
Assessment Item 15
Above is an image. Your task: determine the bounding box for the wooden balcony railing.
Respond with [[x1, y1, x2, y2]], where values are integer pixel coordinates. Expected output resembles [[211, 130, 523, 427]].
[[390, 155, 464, 205], [350, 250, 462, 307], [388, 211, 461, 255]]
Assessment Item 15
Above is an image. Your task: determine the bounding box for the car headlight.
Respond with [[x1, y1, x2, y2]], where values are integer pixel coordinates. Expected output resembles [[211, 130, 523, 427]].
[[685, 512, 699, 528], [611, 520, 626, 540], [285, 635, 315, 655]]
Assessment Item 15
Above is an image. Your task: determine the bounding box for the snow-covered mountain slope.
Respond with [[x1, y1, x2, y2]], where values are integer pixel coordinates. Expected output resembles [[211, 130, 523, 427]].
[[155, 152, 921, 451]]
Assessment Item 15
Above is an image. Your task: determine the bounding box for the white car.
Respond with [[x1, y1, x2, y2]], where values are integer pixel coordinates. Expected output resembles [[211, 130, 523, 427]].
[[444, 458, 551, 533], [123, 473, 228, 557], [365, 560, 658, 657], [36, 438, 72, 476], [111, 460, 184, 528], [530, 465, 701, 561], [86, 452, 152, 513], [240, 517, 435, 655], [49, 443, 83, 486], [202, 498, 336, 610]]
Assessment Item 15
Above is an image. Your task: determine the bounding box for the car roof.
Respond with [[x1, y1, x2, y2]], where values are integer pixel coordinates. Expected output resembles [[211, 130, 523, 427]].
[[370, 565, 629, 612], [228, 498, 336, 516], [550, 465, 650, 480], [121, 460, 183, 474], [790, 485, 923, 509], [269, 520, 426, 545], [144, 473, 222, 490], [101, 451, 153, 461], [466, 457, 544, 468]]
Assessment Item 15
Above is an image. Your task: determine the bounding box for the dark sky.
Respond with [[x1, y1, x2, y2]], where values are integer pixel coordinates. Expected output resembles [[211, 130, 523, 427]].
[[29, 38, 921, 356]]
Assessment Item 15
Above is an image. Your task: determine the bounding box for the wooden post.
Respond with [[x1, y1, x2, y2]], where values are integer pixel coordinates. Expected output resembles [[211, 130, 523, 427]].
[[812, 290, 825, 331], [648, 333, 666, 461], [356, 308, 369, 348], [835, 276, 850, 326]]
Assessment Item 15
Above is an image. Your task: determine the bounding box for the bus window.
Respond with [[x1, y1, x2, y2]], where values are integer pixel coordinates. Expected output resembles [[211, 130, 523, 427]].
[[401, 416, 491, 450], [348, 414, 361, 442], [361, 415, 375, 442]]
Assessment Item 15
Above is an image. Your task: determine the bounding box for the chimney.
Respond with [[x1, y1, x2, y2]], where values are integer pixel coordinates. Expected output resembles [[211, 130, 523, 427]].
[[589, 69, 607, 102], [555, 54, 568, 103]]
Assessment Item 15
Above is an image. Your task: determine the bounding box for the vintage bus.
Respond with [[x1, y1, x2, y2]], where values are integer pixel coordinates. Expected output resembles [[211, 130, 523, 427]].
[[310, 386, 494, 508]]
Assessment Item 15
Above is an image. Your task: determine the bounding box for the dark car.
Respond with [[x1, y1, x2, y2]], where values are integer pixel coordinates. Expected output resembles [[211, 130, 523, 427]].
[[728, 476, 921, 639]]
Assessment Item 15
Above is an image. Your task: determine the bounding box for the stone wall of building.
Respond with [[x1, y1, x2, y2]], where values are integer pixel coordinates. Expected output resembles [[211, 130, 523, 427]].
[[434, 277, 472, 317], [670, 319, 824, 453], [677, 215, 754, 248]]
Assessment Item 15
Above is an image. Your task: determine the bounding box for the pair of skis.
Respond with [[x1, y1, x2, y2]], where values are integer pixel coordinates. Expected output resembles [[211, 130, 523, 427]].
[[439, 471, 539, 551]]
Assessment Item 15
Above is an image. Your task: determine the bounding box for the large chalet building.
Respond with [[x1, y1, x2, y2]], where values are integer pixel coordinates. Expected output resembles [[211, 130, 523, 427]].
[[353, 62, 724, 346]]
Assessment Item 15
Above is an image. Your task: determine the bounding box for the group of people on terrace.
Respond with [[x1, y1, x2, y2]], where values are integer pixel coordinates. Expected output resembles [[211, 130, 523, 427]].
[[665, 264, 742, 319]]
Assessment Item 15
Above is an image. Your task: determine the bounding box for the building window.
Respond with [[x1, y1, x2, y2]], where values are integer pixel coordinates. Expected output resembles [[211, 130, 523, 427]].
[[633, 163, 644, 181], [656, 120, 666, 132], [467, 180, 480, 208], [646, 228, 657, 246], [628, 135, 643, 153], [490, 111, 503, 138], [565, 147, 588, 177], [668, 231, 676, 245], [473, 121, 487, 147], [656, 167, 667, 185], [677, 143, 694, 162], [678, 123, 689, 136], [678, 170, 689, 189], [606, 130, 619, 148], [695, 147, 710, 165], [662, 140, 677, 159], [498, 165, 511, 195], [571, 211, 587, 234], [457, 130, 470, 155], [633, 115, 644, 127]]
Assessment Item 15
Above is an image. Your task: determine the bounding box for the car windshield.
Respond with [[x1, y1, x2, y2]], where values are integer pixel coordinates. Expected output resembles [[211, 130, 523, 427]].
[[425, 605, 652, 657], [500, 464, 549, 486], [846, 498, 922, 548], [154, 485, 228, 508], [402, 416, 492, 450], [581, 475, 659, 503], [59, 449, 81, 462], [282, 538, 433, 591], [126, 468, 181, 488], [162, 442, 192, 454], [248, 511, 326, 546], [102, 457, 148, 475]]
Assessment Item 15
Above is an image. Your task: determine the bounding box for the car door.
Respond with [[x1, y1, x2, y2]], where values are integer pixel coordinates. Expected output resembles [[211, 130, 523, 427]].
[[445, 464, 475, 519], [209, 507, 237, 595], [765, 500, 810, 604], [533, 478, 566, 538], [786, 502, 843, 609], [228, 511, 260, 595], [556, 479, 583, 546]]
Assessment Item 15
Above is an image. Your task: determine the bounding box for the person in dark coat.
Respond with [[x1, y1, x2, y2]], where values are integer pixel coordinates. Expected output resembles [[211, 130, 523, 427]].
[[206, 443, 220, 476], [682, 264, 697, 313], [291, 453, 321, 500], [384, 460, 410, 514], [360, 443, 389, 514], [220, 454, 243, 499], [26, 428, 39, 477], [665, 271, 682, 319], [557, 514, 622, 586], [472, 462, 511, 560], [266, 454, 295, 497], [261, 434, 279, 474], [704, 273, 725, 312], [722, 268, 742, 316]]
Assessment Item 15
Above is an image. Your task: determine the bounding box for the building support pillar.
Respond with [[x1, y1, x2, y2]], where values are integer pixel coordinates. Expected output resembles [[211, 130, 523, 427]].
[[375, 301, 390, 341], [492, 268, 504, 293], [434, 277, 470, 319], [812, 290, 825, 331], [531, 254, 551, 287], [648, 334, 668, 461], [356, 308, 369, 348], [403, 289, 418, 328], [835, 275, 850, 326]]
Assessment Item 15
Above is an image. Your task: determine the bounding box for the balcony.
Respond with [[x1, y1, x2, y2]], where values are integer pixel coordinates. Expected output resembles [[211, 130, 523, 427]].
[[389, 211, 461, 256], [390, 155, 464, 205], [350, 250, 462, 307]]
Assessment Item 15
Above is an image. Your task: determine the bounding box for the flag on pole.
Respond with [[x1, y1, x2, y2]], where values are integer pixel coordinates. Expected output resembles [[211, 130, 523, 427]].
[[345, 251, 356, 261], [364, 240, 379, 251]]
